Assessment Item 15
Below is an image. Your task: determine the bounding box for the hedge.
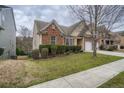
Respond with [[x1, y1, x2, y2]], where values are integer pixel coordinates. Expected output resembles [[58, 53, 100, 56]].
[[39, 45, 81, 55], [32, 49, 39, 59]]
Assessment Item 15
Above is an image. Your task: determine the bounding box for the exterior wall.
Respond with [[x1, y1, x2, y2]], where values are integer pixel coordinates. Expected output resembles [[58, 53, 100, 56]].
[[33, 23, 42, 49], [0, 8, 16, 58], [42, 24, 64, 45], [119, 36, 124, 46], [118, 36, 124, 50]]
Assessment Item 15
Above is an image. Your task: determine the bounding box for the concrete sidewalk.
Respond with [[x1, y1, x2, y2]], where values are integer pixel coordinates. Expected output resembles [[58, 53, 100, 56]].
[[29, 58, 124, 88]]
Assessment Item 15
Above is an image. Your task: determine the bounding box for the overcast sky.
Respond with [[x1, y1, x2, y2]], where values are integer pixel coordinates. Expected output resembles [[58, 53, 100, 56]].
[[9, 5, 124, 33], [9, 5, 79, 32]]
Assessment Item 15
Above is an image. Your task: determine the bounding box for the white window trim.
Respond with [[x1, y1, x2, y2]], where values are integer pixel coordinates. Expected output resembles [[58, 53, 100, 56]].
[[51, 36, 57, 45]]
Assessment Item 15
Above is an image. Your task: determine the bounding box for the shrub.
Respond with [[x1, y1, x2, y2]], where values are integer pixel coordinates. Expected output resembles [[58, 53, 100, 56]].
[[41, 48, 48, 58], [0, 48, 4, 56], [16, 48, 25, 56], [32, 49, 39, 59], [57, 45, 66, 54], [65, 46, 81, 53], [27, 51, 32, 58], [99, 45, 105, 50], [39, 45, 51, 54], [75, 46, 81, 52], [51, 45, 57, 56], [106, 45, 117, 51]]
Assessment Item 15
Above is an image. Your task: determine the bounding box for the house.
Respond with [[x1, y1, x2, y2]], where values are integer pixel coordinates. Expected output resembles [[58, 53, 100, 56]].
[[115, 31, 124, 50], [33, 19, 119, 51], [33, 19, 99, 51], [0, 6, 16, 58]]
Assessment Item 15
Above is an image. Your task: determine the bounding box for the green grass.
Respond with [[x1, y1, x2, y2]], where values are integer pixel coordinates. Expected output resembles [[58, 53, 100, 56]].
[[99, 72, 124, 88], [0, 52, 123, 88]]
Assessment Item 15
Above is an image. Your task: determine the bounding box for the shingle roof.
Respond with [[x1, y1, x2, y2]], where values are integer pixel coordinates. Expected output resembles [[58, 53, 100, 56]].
[[34, 19, 88, 36]]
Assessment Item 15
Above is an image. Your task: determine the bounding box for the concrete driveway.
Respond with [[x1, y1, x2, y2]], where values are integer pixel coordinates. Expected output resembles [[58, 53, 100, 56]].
[[29, 51, 124, 88], [97, 50, 124, 57], [86, 50, 124, 57]]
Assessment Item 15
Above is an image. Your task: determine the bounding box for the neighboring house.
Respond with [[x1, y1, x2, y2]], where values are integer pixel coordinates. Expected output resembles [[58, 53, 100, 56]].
[[0, 6, 16, 58], [33, 19, 119, 51], [116, 31, 124, 50]]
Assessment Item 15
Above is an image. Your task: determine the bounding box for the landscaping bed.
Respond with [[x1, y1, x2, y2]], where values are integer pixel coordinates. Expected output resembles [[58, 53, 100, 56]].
[[0, 53, 123, 88], [99, 71, 124, 88]]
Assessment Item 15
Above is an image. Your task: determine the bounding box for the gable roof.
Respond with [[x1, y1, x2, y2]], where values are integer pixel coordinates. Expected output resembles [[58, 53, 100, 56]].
[[34, 19, 88, 37]]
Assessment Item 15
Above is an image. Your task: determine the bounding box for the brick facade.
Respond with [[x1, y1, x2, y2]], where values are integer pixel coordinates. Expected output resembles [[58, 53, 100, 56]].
[[42, 24, 64, 45]]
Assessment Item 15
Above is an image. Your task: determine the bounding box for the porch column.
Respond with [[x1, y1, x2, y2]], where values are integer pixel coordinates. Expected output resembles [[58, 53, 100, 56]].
[[74, 37, 77, 46], [82, 37, 85, 50]]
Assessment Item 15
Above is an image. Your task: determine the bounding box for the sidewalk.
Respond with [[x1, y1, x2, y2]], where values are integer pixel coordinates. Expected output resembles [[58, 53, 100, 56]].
[[29, 58, 124, 88]]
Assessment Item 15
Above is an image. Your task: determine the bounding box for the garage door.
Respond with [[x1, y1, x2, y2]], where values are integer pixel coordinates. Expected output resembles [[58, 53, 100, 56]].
[[85, 41, 92, 51]]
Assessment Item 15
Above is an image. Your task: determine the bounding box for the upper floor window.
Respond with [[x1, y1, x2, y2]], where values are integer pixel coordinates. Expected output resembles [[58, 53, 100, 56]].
[[51, 36, 57, 45]]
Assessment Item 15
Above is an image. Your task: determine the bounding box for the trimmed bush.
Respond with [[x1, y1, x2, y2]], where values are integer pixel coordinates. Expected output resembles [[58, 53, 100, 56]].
[[32, 49, 39, 59], [39, 45, 81, 56], [57, 45, 66, 54], [99, 45, 105, 50], [51, 45, 57, 56], [75, 46, 81, 52], [106, 45, 117, 51], [65, 46, 81, 53], [0, 48, 4, 56], [41, 48, 48, 58], [39, 45, 51, 54]]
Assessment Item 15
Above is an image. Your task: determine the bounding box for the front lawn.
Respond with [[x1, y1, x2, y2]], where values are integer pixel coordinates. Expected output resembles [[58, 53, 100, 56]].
[[0, 52, 123, 88], [99, 72, 124, 88]]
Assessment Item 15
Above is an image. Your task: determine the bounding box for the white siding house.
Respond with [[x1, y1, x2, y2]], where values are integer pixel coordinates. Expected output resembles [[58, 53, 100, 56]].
[[0, 6, 16, 58]]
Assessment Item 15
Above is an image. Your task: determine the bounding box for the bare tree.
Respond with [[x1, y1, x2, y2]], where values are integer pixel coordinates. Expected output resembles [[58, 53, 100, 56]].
[[16, 25, 32, 53], [17, 25, 32, 38], [69, 5, 124, 57]]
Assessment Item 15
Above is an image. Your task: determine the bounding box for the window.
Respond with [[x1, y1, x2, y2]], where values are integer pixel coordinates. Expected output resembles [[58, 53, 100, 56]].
[[51, 36, 56, 45], [70, 38, 74, 46], [65, 38, 69, 45]]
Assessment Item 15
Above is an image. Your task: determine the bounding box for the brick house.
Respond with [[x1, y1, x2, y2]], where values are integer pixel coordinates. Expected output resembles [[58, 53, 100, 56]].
[[33, 19, 120, 51]]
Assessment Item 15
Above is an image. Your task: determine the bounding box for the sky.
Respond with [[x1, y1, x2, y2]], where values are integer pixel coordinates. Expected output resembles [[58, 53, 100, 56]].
[[9, 5, 79, 32], [9, 5, 124, 33]]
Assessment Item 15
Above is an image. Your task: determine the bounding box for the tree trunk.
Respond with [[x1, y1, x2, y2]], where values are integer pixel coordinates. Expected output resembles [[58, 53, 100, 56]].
[[93, 38, 97, 57], [92, 5, 98, 57]]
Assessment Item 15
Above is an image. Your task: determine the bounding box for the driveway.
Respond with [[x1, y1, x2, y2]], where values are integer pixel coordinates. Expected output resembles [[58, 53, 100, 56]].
[[97, 50, 124, 57], [29, 51, 124, 88]]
